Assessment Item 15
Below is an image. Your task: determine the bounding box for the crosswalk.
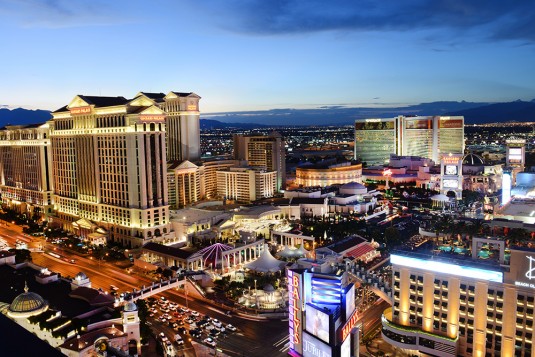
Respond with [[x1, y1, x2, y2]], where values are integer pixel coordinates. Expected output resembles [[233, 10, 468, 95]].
[[273, 335, 290, 353]]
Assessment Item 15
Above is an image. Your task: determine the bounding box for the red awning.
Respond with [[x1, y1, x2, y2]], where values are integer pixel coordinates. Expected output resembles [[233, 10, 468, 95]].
[[345, 243, 375, 259]]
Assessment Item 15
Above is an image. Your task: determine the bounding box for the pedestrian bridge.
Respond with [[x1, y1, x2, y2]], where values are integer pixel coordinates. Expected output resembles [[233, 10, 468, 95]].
[[120, 274, 206, 304], [344, 262, 392, 304]]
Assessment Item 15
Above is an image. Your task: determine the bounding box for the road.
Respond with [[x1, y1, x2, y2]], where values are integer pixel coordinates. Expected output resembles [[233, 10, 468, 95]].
[[0, 224, 290, 357]]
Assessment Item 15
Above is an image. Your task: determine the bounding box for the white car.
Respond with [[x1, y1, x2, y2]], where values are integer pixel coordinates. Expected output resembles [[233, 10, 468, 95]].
[[226, 324, 237, 332], [203, 337, 217, 347], [190, 310, 199, 317], [211, 319, 222, 327]]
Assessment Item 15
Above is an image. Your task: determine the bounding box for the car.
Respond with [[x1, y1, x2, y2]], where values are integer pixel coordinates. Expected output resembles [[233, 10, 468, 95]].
[[225, 324, 237, 332], [190, 310, 199, 317], [211, 319, 222, 327], [110, 285, 119, 291], [177, 327, 187, 335], [174, 334, 184, 345], [203, 337, 217, 347], [209, 329, 220, 337], [189, 329, 201, 338], [159, 332, 169, 342], [185, 318, 195, 324]]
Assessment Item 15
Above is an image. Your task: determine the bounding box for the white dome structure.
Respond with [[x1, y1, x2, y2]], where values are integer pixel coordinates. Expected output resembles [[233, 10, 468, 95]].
[[7, 283, 48, 318], [340, 181, 367, 195], [124, 301, 137, 312]]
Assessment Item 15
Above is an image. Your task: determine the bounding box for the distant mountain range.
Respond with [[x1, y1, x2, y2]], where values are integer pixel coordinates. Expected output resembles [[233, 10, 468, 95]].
[[1, 99, 535, 128]]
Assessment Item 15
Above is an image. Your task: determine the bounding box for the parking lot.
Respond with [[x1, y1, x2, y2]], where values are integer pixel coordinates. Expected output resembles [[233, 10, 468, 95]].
[[147, 296, 240, 356]]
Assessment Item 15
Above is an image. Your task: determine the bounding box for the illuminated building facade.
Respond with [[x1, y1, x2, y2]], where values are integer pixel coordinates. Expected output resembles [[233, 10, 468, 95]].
[[354, 118, 399, 165], [295, 161, 362, 188], [233, 132, 286, 191], [506, 137, 526, 186], [354, 116, 464, 165], [440, 153, 463, 200], [288, 265, 359, 357], [383, 247, 535, 357], [50, 94, 171, 248], [0, 124, 53, 217], [168, 160, 201, 209], [132, 92, 201, 162], [201, 159, 240, 199], [167, 159, 240, 208], [216, 167, 276, 203]]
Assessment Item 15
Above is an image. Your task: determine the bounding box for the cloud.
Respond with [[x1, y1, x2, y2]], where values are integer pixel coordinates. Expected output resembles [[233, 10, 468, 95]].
[[195, 0, 535, 43], [0, 0, 135, 28]]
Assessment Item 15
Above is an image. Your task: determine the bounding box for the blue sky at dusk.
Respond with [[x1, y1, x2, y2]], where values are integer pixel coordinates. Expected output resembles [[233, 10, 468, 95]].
[[1, 0, 534, 114]]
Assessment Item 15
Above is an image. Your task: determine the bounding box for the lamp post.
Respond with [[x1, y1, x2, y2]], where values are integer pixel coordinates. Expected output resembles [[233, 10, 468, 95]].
[[183, 276, 189, 309], [254, 279, 258, 309]]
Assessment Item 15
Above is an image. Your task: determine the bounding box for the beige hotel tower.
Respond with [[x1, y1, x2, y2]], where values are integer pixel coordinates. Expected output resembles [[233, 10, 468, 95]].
[[49, 91, 200, 248]]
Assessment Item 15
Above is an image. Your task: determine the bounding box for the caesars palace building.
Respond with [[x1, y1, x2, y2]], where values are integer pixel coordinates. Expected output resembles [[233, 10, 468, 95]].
[[383, 244, 535, 357], [0, 91, 201, 248]]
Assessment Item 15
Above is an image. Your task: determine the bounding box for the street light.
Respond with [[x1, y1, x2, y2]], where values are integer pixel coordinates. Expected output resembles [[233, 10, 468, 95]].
[[254, 279, 258, 308]]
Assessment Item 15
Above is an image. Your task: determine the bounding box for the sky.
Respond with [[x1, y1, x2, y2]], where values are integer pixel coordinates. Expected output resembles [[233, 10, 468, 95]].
[[0, 0, 534, 114]]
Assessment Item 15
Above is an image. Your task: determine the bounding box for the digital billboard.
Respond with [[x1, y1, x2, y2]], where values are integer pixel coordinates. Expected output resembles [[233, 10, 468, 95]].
[[502, 172, 511, 205], [508, 147, 523, 163], [302, 332, 332, 357], [345, 284, 355, 320], [508, 250, 535, 288], [443, 179, 458, 189], [340, 335, 351, 357], [305, 305, 330, 344]]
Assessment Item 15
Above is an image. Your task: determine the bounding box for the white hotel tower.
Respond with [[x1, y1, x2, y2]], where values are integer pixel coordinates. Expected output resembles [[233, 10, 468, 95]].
[[49, 92, 200, 248]]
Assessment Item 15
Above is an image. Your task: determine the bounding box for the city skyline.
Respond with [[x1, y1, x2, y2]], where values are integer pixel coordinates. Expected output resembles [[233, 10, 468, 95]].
[[1, 0, 534, 119]]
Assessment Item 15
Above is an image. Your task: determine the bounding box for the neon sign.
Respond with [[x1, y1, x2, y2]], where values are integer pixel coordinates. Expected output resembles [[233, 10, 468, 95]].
[[139, 114, 165, 121], [288, 270, 302, 352], [442, 156, 459, 165], [70, 106, 91, 115], [340, 309, 359, 342]]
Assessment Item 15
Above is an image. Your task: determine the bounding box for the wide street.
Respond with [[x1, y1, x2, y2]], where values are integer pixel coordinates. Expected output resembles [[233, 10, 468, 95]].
[[0, 223, 290, 357]]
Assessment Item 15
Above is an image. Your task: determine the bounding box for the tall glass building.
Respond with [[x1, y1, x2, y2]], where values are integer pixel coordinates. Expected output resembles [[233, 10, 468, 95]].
[[354, 116, 464, 165]]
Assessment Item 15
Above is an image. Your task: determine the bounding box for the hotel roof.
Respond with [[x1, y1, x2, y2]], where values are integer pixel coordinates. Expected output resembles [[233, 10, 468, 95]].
[[142, 242, 195, 260]]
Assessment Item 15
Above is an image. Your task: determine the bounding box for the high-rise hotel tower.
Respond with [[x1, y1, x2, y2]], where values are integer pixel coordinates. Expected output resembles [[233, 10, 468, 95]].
[[383, 243, 535, 357], [50, 94, 176, 248], [233, 132, 286, 191], [0, 124, 54, 217], [354, 116, 464, 165]]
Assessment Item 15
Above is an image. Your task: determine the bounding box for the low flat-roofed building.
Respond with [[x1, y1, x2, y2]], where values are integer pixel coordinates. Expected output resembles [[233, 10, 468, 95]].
[[140, 241, 203, 270]]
